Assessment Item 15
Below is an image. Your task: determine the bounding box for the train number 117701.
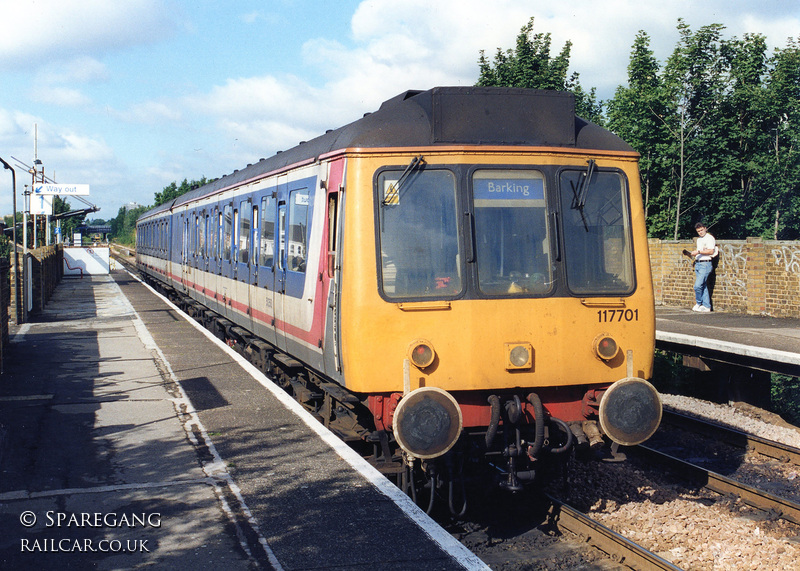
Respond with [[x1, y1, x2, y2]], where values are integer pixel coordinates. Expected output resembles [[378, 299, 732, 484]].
[[597, 309, 639, 322]]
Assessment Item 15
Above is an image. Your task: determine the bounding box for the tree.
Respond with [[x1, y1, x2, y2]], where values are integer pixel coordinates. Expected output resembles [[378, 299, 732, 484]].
[[110, 204, 148, 246], [477, 17, 604, 124], [607, 31, 672, 234], [659, 21, 731, 239], [606, 21, 800, 240], [154, 177, 212, 207], [750, 39, 800, 238]]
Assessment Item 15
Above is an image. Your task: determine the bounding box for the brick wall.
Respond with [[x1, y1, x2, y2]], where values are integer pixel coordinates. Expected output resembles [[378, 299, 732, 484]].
[[28, 244, 63, 314], [649, 238, 800, 317]]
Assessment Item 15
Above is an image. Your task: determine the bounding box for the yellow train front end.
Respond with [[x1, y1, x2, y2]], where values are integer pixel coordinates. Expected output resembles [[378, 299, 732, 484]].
[[339, 147, 660, 475]]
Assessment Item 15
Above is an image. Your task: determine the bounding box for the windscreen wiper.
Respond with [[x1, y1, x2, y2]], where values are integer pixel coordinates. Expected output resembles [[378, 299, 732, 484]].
[[382, 155, 425, 206], [570, 159, 596, 231], [574, 159, 596, 210]]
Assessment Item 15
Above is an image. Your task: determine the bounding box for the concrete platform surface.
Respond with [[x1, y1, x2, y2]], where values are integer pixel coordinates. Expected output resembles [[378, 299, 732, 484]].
[[656, 305, 800, 373], [0, 272, 486, 570]]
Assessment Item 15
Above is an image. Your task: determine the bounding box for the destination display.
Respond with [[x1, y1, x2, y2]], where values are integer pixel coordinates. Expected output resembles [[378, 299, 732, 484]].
[[473, 178, 544, 201]]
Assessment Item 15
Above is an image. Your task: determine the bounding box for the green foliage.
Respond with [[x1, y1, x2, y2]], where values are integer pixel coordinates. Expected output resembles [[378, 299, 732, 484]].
[[606, 21, 800, 240], [477, 17, 604, 124], [109, 178, 211, 245], [771, 374, 800, 425], [154, 177, 211, 207], [111, 204, 148, 246]]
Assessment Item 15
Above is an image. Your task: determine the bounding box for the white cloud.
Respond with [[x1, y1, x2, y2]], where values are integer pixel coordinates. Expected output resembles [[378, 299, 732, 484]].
[[41, 57, 110, 84], [31, 87, 92, 107], [0, 0, 177, 69], [116, 101, 183, 124], [57, 132, 115, 164]]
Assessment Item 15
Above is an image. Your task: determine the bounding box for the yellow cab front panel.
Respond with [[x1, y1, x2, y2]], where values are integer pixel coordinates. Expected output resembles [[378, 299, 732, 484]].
[[338, 149, 655, 395]]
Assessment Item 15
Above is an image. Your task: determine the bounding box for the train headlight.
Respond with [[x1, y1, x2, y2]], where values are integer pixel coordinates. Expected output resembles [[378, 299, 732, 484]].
[[393, 387, 463, 459], [505, 343, 533, 370], [593, 334, 619, 361], [599, 377, 662, 446], [408, 339, 435, 369]]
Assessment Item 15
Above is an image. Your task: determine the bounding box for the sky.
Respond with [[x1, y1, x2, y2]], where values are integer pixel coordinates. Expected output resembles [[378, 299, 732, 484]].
[[0, 0, 798, 222]]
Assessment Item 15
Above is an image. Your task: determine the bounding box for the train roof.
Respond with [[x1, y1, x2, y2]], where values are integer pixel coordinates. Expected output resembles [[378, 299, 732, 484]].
[[140, 86, 634, 219]]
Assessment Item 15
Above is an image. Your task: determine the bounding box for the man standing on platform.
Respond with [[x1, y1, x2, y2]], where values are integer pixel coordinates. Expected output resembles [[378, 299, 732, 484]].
[[691, 222, 716, 312]]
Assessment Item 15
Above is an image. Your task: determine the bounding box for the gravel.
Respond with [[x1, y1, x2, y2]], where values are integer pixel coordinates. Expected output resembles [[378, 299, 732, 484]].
[[660, 393, 800, 449], [564, 455, 800, 571], [560, 393, 800, 570]]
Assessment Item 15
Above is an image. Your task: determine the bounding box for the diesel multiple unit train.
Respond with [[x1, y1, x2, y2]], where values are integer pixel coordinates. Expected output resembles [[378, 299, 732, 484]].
[[136, 87, 662, 510]]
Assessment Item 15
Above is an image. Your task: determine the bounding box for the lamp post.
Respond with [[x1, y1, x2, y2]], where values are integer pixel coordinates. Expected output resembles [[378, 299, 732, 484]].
[[0, 156, 22, 323]]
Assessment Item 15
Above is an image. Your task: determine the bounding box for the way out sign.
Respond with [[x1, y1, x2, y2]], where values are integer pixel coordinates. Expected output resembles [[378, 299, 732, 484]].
[[33, 184, 90, 196]]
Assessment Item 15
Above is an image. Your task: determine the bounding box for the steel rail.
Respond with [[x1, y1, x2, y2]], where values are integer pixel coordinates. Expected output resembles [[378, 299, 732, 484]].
[[662, 409, 800, 466], [636, 445, 800, 525], [544, 494, 683, 571]]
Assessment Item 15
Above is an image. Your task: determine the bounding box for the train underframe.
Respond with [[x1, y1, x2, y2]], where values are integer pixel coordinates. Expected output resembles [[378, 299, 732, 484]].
[[141, 273, 654, 515]]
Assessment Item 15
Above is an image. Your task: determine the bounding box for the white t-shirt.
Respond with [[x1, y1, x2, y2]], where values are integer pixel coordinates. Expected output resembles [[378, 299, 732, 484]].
[[696, 233, 716, 261]]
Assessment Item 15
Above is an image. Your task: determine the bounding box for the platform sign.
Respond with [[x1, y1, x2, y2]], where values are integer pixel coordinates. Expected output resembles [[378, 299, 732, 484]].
[[33, 184, 90, 196], [30, 193, 53, 215]]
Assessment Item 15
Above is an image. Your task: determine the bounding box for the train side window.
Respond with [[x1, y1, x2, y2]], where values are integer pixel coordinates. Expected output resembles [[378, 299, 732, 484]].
[[223, 204, 233, 261], [327, 192, 338, 277], [472, 169, 552, 296], [217, 210, 223, 260], [233, 208, 240, 261], [197, 213, 205, 257], [376, 169, 462, 299], [287, 189, 309, 273], [193, 214, 199, 256], [278, 203, 286, 270], [210, 209, 217, 258], [260, 196, 275, 268], [239, 199, 251, 264], [251, 204, 259, 265], [558, 169, 634, 294], [183, 218, 189, 263], [205, 214, 212, 257]]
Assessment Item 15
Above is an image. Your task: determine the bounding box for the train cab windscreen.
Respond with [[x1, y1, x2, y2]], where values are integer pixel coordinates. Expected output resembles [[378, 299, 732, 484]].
[[559, 168, 634, 295], [378, 169, 463, 299], [472, 170, 553, 296]]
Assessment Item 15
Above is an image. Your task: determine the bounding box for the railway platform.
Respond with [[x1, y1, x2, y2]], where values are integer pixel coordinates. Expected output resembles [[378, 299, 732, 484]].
[[0, 271, 485, 570], [655, 306, 800, 376]]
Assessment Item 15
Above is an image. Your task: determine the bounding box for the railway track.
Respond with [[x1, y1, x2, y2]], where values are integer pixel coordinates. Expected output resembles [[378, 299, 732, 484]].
[[543, 494, 682, 571], [661, 409, 800, 466], [633, 444, 800, 525], [644, 408, 800, 524]]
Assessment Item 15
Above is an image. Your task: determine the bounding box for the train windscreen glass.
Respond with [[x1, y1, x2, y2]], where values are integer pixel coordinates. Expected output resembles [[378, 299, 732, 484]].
[[472, 170, 553, 296], [378, 169, 462, 299], [559, 169, 634, 294]]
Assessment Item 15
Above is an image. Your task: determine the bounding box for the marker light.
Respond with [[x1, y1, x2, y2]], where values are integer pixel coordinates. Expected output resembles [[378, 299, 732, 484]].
[[594, 335, 619, 361], [505, 343, 533, 370], [408, 339, 435, 369]]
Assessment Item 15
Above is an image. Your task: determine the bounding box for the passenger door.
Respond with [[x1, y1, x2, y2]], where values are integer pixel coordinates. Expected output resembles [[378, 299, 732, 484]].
[[236, 198, 251, 284], [255, 193, 278, 345], [274, 199, 287, 351]]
